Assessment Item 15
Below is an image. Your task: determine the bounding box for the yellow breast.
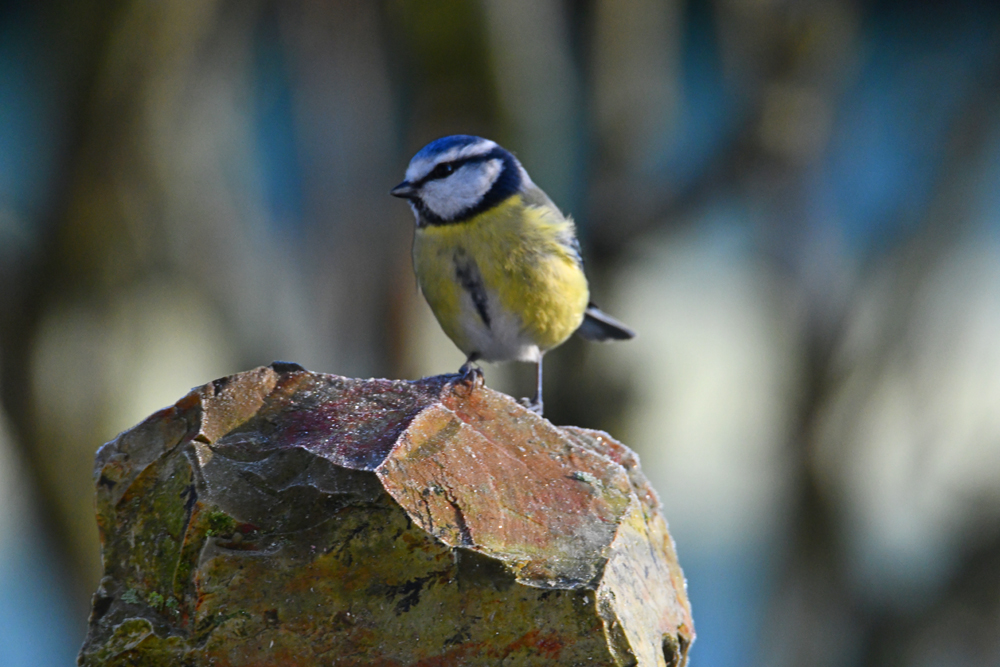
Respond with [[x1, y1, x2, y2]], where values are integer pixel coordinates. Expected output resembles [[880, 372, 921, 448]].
[[413, 195, 589, 360]]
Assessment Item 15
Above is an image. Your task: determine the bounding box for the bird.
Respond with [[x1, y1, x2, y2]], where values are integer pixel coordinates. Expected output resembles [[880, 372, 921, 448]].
[[391, 135, 635, 415]]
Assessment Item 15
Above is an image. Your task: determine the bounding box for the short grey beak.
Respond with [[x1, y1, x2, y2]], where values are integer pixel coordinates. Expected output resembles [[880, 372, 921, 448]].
[[390, 181, 416, 198]]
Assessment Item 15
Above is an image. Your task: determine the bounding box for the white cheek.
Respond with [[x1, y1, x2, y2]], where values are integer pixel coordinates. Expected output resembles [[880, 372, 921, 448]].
[[421, 159, 502, 220]]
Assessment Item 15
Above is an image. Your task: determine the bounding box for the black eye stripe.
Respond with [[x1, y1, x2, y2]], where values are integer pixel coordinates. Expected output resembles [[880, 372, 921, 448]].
[[430, 162, 455, 179], [423, 160, 461, 183], [414, 148, 506, 187]]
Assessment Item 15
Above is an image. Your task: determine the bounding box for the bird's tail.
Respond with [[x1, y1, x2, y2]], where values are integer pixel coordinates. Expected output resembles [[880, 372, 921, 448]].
[[576, 304, 637, 342]]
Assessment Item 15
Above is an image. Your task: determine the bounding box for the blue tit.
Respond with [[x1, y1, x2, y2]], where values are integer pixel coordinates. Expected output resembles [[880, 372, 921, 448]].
[[391, 135, 635, 414]]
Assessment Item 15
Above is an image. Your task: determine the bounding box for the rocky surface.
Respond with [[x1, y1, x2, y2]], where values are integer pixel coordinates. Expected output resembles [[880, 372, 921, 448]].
[[80, 362, 694, 666]]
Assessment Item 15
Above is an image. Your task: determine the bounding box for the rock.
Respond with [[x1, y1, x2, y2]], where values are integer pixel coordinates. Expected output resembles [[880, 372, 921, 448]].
[[79, 363, 694, 666]]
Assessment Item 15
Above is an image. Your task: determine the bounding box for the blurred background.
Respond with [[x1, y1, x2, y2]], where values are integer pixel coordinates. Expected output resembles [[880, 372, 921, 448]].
[[2, 0, 1000, 664]]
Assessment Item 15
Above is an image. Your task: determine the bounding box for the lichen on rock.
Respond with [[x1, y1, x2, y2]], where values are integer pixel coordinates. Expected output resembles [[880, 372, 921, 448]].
[[80, 362, 694, 666]]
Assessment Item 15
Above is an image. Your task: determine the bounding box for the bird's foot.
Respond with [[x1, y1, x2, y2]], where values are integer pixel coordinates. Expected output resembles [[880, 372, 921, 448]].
[[518, 396, 544, 416], [457, 362, 484, 386], [450, 362, 485, 401]]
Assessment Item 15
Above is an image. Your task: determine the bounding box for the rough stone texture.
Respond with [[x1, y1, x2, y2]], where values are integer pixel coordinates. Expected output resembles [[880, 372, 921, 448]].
[[80, 363, 694, 666]]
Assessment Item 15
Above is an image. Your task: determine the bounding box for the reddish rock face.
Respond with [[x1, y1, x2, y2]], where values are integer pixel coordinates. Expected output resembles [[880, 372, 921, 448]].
[[81, 363, 694, 667]]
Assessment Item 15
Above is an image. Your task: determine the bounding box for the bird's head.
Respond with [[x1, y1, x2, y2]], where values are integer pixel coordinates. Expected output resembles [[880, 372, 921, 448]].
[[391, 135, 528, 225]]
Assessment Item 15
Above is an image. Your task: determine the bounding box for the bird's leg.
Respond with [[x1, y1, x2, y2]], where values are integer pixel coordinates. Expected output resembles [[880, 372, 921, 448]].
[[524, 356, 544, 415]]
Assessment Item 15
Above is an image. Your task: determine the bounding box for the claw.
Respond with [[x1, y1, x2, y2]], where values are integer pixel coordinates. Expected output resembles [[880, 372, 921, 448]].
[[457, 361, 484, 387], [518, 396, 544, 416]]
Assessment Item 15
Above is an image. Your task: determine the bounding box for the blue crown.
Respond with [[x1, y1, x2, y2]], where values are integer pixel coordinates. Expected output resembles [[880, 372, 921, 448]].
[[414, 134, 486, 161]]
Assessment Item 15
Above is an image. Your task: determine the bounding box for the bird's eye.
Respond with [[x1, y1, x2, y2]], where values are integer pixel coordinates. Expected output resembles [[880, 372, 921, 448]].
[[430, 162, 456, 180]]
